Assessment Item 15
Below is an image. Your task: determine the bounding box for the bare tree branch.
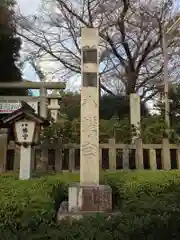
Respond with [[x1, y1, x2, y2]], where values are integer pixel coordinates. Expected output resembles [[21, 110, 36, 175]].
[[16, 0, 180, 99]]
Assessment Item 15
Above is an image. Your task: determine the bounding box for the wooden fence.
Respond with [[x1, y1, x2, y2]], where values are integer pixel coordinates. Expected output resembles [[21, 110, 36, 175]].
[[6, 138, 180, 172]]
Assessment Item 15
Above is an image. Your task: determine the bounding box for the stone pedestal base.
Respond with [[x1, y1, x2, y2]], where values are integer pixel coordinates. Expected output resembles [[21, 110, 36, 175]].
[[57, 184, 112, 221]]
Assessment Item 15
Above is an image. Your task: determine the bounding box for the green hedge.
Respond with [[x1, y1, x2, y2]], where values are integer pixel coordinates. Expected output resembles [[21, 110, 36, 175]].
[[1, 171, 180, 239], [105, 171, 180, 215], [0, 174, 70, 237]]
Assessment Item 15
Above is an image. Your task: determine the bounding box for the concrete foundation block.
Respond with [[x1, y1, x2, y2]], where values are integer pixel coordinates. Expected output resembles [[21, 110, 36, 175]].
[[68, 184, 112, 212], [57, 184, 112, 221]]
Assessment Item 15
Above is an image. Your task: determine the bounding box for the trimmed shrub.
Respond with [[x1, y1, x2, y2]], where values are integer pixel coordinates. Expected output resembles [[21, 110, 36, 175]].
[[105, 170, 180, 215], [1, 171, 180, 239], [4, 214, 180, 240], [0, 174, 69, 235]]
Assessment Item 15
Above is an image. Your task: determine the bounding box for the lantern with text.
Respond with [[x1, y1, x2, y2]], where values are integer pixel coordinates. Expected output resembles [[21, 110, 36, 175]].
[[0, 101, 49, 147], [14, 120, 40, 147]]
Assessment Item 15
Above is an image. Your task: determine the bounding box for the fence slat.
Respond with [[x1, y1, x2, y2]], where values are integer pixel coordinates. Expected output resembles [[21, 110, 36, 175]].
[[99, 148, 102, 170], [108, 138, 116, 170], [31, 147, 35, 171], [55, 139, 63, 172], [135, 139, 144, 169], [162, 138, 171, 170], [176, 146, 180, 170], [0, 129, 8, 172], [14, 146, 20, 170], [40, 148, 48, 171], [69, 148, 75, 172], [149, 149, 157, 170], [123, 145, 129, 169], [6, 138, 179, 172]]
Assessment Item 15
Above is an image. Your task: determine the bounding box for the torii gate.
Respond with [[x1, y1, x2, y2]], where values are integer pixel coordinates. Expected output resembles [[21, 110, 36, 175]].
[[0, 81, 65, 118]]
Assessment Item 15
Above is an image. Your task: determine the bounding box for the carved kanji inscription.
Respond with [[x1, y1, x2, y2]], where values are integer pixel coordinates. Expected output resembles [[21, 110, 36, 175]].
[[81, 141, 97, 157], [81, 95, 98, 107]]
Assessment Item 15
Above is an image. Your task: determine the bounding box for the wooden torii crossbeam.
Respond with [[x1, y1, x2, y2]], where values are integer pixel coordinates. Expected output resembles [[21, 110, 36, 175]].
[[0, 81, 65, 89]]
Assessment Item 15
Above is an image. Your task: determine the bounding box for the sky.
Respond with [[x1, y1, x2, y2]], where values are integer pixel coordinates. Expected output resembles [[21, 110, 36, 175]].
[[17, 0, 40, 15], [16, 0, 80, 94], [17, 0, 41, 86]]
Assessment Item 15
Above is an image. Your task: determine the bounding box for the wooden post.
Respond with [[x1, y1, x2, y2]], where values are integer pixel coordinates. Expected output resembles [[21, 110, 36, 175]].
[[31, 147, 35, 171], [162, 138, 171, 170], [34, 149, 41, 170], [99, 148, 102, 170], [149, 149, 157, 170], [38, 141, 48, 172], [39, 87, 48, 172], [41, 148, 49, 171], [14, 145, 20, 171], [0, 128, 8, 172], [55, 139, 63, 172], [108, 138, 116, 170], [69, 148, 75, 172], [176, 146, 180, 170], [40, 86, 47, 118], [135, 138, 144, 169], [123, 145, 129, 169]]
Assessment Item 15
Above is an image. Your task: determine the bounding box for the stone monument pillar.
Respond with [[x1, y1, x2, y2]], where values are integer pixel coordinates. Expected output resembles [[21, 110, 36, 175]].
[[80, 27, 100, 185], [57, 28, 112, 221], [130, 93, 141, 142]]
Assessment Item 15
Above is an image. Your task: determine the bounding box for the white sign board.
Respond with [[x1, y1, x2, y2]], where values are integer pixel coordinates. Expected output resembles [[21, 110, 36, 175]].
[[0, 102, 38, 114], [15, 120, 36, 143]]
